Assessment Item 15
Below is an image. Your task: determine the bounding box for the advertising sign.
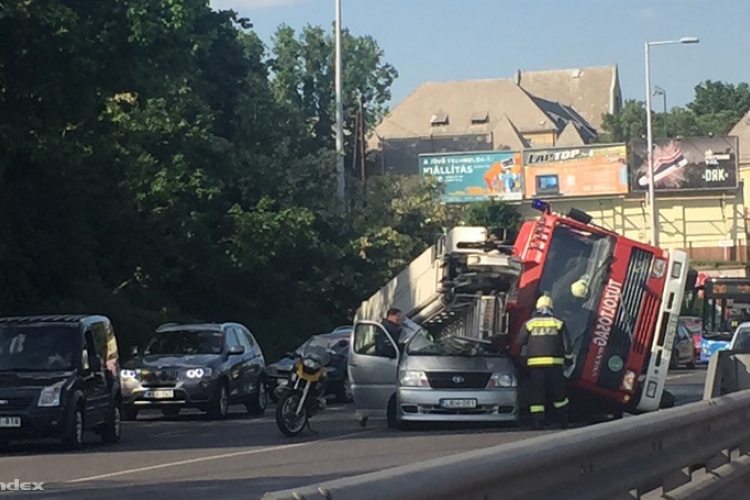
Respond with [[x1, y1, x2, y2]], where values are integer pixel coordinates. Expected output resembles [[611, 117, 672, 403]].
[[522, 144, 629, 198], [419, 151, 523, 203], [628, 136, 739, 192]]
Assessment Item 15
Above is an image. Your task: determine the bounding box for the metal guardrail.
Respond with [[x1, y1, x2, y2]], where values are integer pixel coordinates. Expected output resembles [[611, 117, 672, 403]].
[[261, 389, 750, 500]]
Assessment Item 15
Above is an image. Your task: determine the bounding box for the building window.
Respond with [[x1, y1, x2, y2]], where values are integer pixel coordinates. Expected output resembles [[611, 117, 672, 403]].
[[430, 112, 449, 126]]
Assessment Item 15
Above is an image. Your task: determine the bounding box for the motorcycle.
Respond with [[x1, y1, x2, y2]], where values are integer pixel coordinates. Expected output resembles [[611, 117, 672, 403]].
[[275, 343, 333, 437]]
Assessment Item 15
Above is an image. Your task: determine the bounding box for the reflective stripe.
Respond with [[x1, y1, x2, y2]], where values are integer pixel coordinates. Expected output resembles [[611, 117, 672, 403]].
[[530, 405, 545, 413], [527, 356, 564, 366], [526, 318, 563, 330], [554, 398, 569, 409]]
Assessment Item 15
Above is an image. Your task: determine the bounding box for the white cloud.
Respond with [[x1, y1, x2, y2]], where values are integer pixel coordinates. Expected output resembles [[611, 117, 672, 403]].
[[210, 0, 310, 11], [633, 7, 658, 20]]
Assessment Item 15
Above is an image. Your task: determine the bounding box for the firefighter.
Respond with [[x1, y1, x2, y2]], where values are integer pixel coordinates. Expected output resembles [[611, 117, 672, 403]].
[[518, 293, 574, 430]]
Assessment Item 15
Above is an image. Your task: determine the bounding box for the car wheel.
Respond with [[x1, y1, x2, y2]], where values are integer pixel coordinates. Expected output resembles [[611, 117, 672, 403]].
[[246, 380, 267, 415], [102, 402, 122, 444], [335, 378, 353, 403], [208, 382, 229, 420], [63, 406, 84, 451]]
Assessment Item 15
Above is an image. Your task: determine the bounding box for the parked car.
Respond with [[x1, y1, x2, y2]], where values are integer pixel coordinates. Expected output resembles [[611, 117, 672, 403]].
[[679, 316, 702, 360], [0, 315, 122, 450], [120, 322, 267, 420], [699, 330, 733, 363], [265, 330, 352, 403], [349, 319, 519, 429], [729, 321, 750, 350], [671, 320, 697, 369]]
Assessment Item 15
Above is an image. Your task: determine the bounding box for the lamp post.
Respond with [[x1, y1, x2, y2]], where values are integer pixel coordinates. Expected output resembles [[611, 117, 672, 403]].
[[645, 37, 699, 246], [653, 86, 667, 138], [335, 0, 345, 206]]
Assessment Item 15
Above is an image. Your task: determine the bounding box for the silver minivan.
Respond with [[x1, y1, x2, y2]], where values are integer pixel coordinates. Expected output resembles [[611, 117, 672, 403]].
[[348, 319, 519, 428]]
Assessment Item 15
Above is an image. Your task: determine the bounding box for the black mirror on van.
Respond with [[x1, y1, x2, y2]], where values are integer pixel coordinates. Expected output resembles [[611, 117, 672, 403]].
[[227, 345, 245, 356]]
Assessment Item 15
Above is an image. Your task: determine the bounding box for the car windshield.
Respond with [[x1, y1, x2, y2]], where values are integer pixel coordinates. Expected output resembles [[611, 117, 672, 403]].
[[0, 324, 79, 371], [734, 328, 750, 350], [536, 224, 615, 358], [295, 335, 348, 355], [682, 322, 702, 335], [143, 330, 223, 355], [406, 330, 501, 357]]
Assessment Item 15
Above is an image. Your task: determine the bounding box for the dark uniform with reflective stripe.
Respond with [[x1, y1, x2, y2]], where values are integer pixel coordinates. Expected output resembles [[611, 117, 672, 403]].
[[517, 297, 574, 428]]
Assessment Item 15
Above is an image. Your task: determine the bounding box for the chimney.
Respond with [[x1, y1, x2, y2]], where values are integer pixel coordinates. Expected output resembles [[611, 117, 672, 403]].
[[514, 70, 521, 85]]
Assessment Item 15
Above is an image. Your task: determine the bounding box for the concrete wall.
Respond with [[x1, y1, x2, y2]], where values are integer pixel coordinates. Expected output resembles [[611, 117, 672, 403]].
[[513, 193, 748, 262]]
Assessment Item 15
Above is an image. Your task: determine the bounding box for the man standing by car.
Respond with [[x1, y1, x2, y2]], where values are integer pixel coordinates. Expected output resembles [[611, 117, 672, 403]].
[[517, 294, 574, 430], [377, 308, 403, 355]]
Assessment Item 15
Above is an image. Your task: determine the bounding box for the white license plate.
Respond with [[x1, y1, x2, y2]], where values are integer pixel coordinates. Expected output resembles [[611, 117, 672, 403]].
[[440, 399, 477, 409], [143, 390, 174, 399], [0, 417, 21, 428]]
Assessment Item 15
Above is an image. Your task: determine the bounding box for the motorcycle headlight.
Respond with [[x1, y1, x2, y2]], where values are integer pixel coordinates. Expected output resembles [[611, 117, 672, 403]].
[[487, 373, 516, 388], [303, 358, 319, 369], [38, 380, 66, 407], [186, 368, 212, 379], [399, 370, 429, 388]]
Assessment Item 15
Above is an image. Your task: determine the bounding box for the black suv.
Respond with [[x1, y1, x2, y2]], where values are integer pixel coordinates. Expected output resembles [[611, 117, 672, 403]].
[[0, 315, 122, 450], [121, 322, 267, 420]]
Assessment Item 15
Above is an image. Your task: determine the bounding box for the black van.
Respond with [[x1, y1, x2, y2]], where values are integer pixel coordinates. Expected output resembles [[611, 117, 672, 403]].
[[0, 315, 122, 450]]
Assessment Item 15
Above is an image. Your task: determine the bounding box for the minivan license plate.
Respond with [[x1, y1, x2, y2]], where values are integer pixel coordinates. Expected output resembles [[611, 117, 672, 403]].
[[0, 417, 21, 428], [440, 399, 477, 409], [144, 390, 174, 399]]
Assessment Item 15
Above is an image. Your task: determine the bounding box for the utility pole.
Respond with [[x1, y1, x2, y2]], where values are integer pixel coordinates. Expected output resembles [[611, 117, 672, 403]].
[[334, 0, 345, 205]]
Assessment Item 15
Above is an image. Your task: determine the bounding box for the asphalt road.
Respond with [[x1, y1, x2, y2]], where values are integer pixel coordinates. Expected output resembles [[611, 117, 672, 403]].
[[0, 367, 708, 500]]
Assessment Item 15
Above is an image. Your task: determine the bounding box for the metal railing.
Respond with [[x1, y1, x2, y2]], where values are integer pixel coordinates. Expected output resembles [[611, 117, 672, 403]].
[[261, 387, 750, 500]]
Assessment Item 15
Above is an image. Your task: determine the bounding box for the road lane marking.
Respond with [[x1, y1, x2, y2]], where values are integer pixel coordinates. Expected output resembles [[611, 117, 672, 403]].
[[65, 429, 375, 484]]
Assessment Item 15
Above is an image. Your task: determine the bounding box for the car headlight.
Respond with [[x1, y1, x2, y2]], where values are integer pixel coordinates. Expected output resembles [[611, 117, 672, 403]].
[[399, 370, 429, 387], [621, 370, 637, 392], [120, 369, 138, 379], [38, 380, 65, 407], [487, 373, 516, 388], [186, 368, 212, 379]]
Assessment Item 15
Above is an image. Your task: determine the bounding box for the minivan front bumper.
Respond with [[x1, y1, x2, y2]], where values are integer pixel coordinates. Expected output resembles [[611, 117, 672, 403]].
[[397, 387, 518, 422]]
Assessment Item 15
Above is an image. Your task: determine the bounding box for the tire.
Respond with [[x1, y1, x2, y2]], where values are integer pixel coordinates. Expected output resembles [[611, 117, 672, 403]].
[[62, 405, 84, 451], [335, 378, 353, 404], [275, 391, 307, 437], [208, 382, 229, 420], [102, 401, 122, 444], [162, 407, 180, 417], [121, 406, 138, 421], [386, 394, 405, 430], [669, 350, 679, 370], [246, 380, 267, 415]]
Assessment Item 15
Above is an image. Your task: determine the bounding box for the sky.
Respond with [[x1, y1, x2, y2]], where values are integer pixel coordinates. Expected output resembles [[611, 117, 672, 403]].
[[209, 0, 750, 113]]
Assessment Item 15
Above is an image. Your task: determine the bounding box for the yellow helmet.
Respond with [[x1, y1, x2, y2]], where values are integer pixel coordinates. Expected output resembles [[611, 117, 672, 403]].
[[536, 294, 553, 310], [571, 279, 589, 298]]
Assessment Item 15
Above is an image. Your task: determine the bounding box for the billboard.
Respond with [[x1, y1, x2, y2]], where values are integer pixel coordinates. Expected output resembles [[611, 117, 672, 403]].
[[379, 134, 493, 176], [628, 136, 739, 192], [419, 150, 523, 203], [522, 144, 628, 198]]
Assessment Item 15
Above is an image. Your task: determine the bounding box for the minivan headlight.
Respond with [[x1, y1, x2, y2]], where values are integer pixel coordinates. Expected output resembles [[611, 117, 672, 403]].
[[487, 373, 516, 388], [399, 370, 429, 387], [38, 380, 65, 407]]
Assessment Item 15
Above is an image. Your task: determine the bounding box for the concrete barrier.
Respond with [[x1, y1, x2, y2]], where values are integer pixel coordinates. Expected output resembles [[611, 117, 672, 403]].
[[261, 389, 750, 500]]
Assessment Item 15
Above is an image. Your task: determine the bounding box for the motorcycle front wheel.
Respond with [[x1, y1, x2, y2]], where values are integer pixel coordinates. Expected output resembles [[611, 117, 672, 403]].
[[275, 390, 308, 437]]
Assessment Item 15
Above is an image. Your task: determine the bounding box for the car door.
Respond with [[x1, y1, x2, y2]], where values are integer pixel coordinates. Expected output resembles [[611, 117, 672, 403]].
[[235, 325, 263, 393], [677, 324, 693, 362], [224, 328, 247, 399], [82, 328, 109, 424], [348, 321, 399, 419]]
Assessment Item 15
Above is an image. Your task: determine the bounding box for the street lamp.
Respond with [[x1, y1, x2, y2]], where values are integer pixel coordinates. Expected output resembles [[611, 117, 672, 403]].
[[645, 37, 699, 246], [653, 86, 667, 138], [335, 0, 345, 205]]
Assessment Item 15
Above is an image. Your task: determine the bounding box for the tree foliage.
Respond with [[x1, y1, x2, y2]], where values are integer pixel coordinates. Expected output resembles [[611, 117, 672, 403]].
[[0, 0, 515, 359], [600, 80, 750, 143]]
